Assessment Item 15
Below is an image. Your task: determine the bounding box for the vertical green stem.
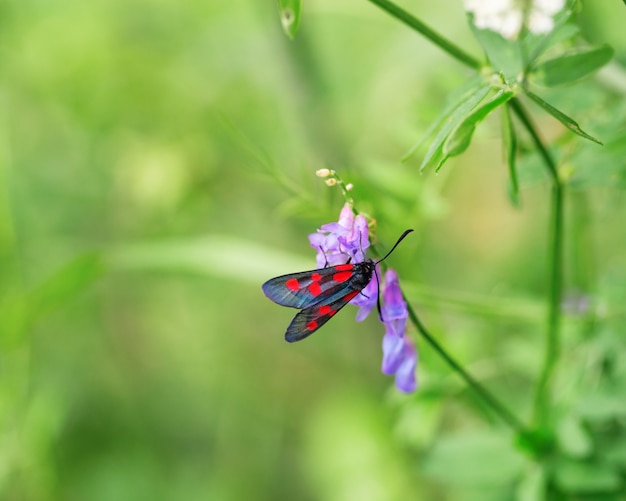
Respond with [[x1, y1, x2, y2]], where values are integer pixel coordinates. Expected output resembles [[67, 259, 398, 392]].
[[509, 99, 563, 426], [365, 0, 566, 430]]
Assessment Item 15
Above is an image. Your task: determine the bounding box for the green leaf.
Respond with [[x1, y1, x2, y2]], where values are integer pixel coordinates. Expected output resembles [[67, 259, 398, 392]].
[[417, 81, 492, 172], [403, 75, 485, 161], [523, 2, 578, 64], [554, 459, 621, 494], [524, 23, 580, 64], [276, 0, 302, 39], [523, 88, 603, 144], [470, 23, 523, 83], [443, 89, 514, 158], [501, 103, 520, 206], [532, 45, 614, 86]]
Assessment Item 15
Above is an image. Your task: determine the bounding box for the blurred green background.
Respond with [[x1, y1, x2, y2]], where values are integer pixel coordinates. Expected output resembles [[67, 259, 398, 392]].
[[1, 0, 625, 499]]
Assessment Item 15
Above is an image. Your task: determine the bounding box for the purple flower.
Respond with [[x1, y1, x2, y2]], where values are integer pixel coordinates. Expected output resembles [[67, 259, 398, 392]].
[[381, 269, 417, 393], [309, 206, 417, 393], [309, 203, 377, 319], [308, 203, 370, 268]]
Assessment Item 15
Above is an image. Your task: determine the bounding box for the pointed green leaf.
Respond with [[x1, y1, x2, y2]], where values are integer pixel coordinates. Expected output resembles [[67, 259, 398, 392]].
[[403, 75, 486, 161], [277, 0, 302, 39], [443, 89, 514, 158], [525, 25, 580, 64], [469, 23, 523, 83], [523, 7, 578, 64], [532, 45, 614, 86], [501, 103, 520, 206], [523, 88, 603, 144], [417, 81, 492, 172]]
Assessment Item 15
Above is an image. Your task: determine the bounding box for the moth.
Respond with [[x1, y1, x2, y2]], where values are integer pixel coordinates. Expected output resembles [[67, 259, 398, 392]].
[[262, 229, 413, 342]]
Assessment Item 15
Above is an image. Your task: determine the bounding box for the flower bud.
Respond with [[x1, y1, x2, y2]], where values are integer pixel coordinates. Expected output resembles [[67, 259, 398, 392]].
[[315, 168, 332, 178]]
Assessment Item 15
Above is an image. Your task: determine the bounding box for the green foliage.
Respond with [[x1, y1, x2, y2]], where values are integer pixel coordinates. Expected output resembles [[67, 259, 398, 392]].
[[0, 0, 625, 499], [501, 103, 520, 205], [470, 25, 524, 82], [531, 45, 614, 86], [410, 78, 492, 171], [443, 89, 514, 158], [522, 87, 603, 144]]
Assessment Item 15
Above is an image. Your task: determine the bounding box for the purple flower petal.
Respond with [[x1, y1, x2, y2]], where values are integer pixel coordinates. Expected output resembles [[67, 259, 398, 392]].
[[379, 268, 417, 393], [382, 269, 408, 321], [394, 339, 417, 393], [309, 203, 369, 268], [382, 331, 405, 374]]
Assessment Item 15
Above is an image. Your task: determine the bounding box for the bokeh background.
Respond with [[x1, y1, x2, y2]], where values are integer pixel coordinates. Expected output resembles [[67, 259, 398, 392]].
[[1, 0, 625, 499]]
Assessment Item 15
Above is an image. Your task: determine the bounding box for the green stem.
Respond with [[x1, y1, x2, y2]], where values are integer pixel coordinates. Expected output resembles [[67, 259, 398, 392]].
[[366, 230, 526, 432], [365, 0, 564, 430], [366, 0, 482, 70], [509, 99, 564, 426], [405, 300, 528, 434]]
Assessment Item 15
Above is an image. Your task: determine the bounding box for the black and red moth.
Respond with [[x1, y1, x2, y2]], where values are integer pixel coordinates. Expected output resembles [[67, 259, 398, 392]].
[[262, 229, 413, 342]]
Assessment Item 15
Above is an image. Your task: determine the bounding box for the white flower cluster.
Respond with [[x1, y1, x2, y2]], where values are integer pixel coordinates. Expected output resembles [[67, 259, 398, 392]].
[[464, 0, 567, 40]]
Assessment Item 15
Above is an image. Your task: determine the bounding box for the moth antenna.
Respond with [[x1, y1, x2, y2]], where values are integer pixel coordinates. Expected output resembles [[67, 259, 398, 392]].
[[375, 229, 414, 264]]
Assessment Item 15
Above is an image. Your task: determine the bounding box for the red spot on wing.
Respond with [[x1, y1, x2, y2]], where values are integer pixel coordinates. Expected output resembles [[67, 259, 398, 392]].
[[334, 264, 354, 271], [308, 282, 322, 296], [333, 271, 352, 283], [319, 304, 337, 317], [286, 278, 299, 291], [311, 272, 322, 281], [306, 320, 318, 331], [343, 290, 359, 302]]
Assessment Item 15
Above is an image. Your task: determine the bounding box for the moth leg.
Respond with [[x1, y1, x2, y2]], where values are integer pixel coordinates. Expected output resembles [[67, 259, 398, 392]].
[[374, 266, 384, 322], [319, 247, 330, 268]]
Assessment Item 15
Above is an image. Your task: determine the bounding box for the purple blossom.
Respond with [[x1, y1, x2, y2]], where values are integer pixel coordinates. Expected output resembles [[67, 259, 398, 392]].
[[310, 205, 417, 393], [308, 203, 370, 268], [381, 269, 417, 393]]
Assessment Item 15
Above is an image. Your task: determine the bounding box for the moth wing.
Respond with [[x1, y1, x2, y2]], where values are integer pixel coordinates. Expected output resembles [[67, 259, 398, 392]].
[[285, 289, 361, 343], [262, 264, 356, 309]]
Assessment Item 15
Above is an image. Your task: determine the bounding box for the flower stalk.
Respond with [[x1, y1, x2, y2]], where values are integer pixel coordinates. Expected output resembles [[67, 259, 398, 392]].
[[509, 99, 563, 426], [365, 0, 566, 432], [366, 0, 482, 70]]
